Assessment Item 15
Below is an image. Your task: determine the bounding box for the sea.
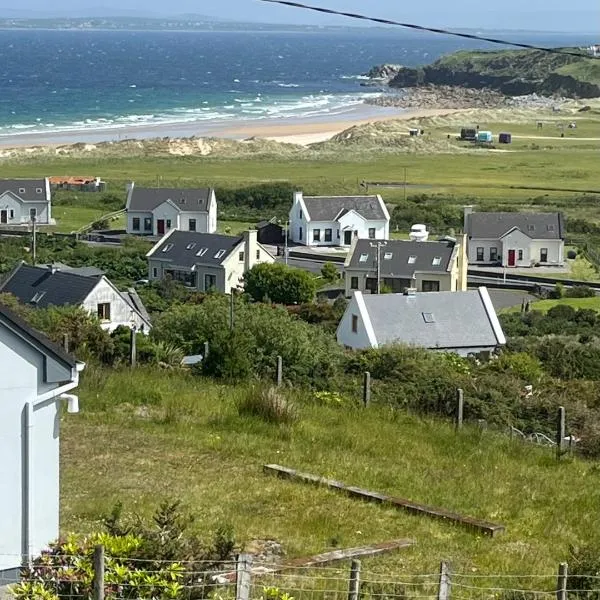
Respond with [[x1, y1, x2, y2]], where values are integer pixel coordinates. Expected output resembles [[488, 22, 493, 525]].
[[0, 28, 596, 139]]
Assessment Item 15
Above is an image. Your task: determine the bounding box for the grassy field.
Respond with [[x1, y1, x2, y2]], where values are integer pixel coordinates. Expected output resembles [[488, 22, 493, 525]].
[[502, 296, 600, 313], [61, 367, 600, 581]]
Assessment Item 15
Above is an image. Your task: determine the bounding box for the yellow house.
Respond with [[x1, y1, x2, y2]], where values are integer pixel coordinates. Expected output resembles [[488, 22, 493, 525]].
[[343, 235, 468, 297]]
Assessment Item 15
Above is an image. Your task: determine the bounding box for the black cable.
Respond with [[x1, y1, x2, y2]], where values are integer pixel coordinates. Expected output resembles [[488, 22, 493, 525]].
[[259, 0, 598, 59]]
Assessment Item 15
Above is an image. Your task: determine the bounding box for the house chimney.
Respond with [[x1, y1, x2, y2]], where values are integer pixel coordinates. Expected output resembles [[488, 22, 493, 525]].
[[48, 264, 59, 275], [126, 181, 135, 193], [293, 190, 303, 205], [243, 229, 258, 273], [463, 206, 474, 234]]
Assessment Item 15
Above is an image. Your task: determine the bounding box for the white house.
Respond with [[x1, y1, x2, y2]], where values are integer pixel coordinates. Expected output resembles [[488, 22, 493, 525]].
[[0, 303, 84, 577], [125, 183, 217, 237], [146, 229, 275, 294], [0, 263, 151, 333], [289, 191, 390, 247], [464, 207, 565, 268], [337, 287, 506, 357], [0, 179, 53, 226]]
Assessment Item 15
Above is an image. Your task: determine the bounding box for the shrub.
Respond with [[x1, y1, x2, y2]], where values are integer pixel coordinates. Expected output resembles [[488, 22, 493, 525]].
[[244, 262, 317, 305], [320, 262, 339, 283], [568, 543, 600, 600], [565, 285, 596, 298], [567, 249, 578, 259], [237, 386, 298, 425]]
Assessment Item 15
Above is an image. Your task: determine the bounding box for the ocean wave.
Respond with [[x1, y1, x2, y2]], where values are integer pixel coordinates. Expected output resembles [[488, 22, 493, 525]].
[[340, 75, 370, 80]]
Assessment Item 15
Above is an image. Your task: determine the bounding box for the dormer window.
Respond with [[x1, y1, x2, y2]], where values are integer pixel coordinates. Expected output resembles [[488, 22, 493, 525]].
[[162, 243, 174, 253], [422, 312, 435, 323], [214, 249, 226, 259], [527, 224, 535, 232], [383, 252, 393, 260], [408, 255, 417, 264], [19, 188, 25, 194], [432, 256, 442, 266], [36, 187, 43, 194], [186, 243, 196, 250], [547, 224, 555, 231], [359, 253, 369, 263], [30, 291, 46, 305], [196, 247, 208, 257]]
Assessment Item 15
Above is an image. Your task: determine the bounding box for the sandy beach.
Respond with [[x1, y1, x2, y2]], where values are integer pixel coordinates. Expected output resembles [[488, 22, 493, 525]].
[[0, 105, 464, 148]]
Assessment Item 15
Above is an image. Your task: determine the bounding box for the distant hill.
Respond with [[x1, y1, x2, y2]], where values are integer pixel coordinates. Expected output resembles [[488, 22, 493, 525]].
[[385, 48, 600, 98]]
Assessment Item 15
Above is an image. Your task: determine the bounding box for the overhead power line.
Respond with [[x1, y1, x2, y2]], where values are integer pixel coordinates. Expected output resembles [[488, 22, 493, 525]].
[[259, 0, 598, 59]]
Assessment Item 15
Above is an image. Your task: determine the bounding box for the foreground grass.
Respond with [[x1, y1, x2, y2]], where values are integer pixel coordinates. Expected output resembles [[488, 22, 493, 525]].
[[61, 367, 600, 579]]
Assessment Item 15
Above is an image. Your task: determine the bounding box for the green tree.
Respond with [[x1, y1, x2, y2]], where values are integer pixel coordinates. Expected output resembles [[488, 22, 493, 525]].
[[320, 262, 339, 283], [244, 262, 316, 305]]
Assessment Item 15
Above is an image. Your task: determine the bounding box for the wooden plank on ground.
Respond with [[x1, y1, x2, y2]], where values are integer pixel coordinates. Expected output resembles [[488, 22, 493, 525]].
[[263, 464, 505, 538]]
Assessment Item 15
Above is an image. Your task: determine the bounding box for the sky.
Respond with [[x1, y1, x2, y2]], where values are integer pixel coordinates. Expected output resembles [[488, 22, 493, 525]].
[[0, 0, 597, 31]]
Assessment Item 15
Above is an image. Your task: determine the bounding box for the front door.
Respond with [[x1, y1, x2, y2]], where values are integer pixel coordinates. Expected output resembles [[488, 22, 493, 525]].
[[157, 219, 165, 235], [508, 249, 516, 267], [0, 210, 7, 224], [344, 230, 353, 245]]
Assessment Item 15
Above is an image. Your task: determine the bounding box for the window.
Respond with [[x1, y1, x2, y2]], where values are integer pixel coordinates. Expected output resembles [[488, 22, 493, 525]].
[[350, 276, 359, 290], [299, 209, 302, 219], [518, 249, 524, 260], [36, 187, 43, 194], [324, 228, 332, 242], [547, 224, 555, 232], [351, 314, 358, 333], [152, 267, 158, 278], [19, 187, 25, 194], [527, 224, 535, 232], [422, 280, 440, 292], [432, 256, 442, 266], [162, 243, 174, 253], [9, 209, 14, 219], [476, 247, 484, 261], [422, 312, 435, 323], [490, 247, 498, 261], [337, 230, 340, 239], [189, 219, 197, 232], [359, 253, 369, 263], [166, 219, 172, 229], [186, 243, 196, 250], [144, 217, 152, 232], [132, 217, 140, 231], [30, 291, 46, 305], [299, 226, 303, 240], [540, 248, 548, 262], [256, 249, 260, 260], [313, 228, 321, 242], [204, 274, 217, 291], [97, 303, 111, 322], [368, 228, 376, 239], [384, 252, 393, 260], [29, 208, 37, 220], [196, 247, 208, 257], [408, 255, 417, 264], [239, 251, 245, 262], [214, 249, 226, 259]]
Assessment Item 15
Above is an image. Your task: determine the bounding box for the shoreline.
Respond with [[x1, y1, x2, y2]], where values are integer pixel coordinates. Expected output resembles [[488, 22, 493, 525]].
[[0, 106, 464, 149]]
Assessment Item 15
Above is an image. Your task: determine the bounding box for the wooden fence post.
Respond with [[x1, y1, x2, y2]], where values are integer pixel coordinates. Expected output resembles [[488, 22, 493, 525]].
[[236, 553, 253, 600], [63, 334, 69, 353], [456, 389, 464, 430], [203, 341, 209, 360], [348, 559, 361, 600], [129, 327, 137, 367], [93, 545, 105, 600], [276, 356, 283, 387], [556, 406, 566, 460], [557, 562, 568, 600], [363, 372, 371, 407], [437, 561, 451, 600]]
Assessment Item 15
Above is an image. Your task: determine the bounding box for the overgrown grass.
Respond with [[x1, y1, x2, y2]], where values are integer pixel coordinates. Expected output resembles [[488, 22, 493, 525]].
[[503, 296, 600, 314], [62, 366, 600, 579]]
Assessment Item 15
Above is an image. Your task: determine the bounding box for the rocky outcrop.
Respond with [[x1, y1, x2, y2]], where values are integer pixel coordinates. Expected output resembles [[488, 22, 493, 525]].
[[361, 64, 403, 82]]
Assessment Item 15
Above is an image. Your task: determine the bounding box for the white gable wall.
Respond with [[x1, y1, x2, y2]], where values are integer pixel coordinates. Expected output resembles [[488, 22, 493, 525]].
[[336, 293, 377, 349], [289, 193, 308, 244]]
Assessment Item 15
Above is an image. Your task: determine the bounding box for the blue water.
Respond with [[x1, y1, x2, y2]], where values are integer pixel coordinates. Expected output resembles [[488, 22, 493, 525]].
[[0, 29, 596, 136]]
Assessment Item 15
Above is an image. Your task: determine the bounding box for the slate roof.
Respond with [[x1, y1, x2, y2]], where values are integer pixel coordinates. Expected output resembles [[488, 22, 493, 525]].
[[303, 195, 387, 222], [121, 288, 151, 326], [128, 187, 213, 212], [346, 238, 456, 276], [467, 212, 564, 240], [147, 230, 242, 268], [360, 288, 505, 350], [0, 263, 100, 308], [38, 262, 105, 277], [0, 302, 76, 368], [0, 179, 48, 202]]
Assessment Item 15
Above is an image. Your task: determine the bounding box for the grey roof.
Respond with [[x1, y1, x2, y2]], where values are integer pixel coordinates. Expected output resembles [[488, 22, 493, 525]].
[[38, 262, 105, 277], [147, 230, 241, 268], [303, 195, 386, 222], [0, 179, 48, 202], [0, 302, 76, 368], [121, 288, 151, 325], [362, 288, 504, 350], [347, 238, 456, 276], [128, 187, 212, 212], [467, 212, 564, 240], [0, 263, 100, 308]]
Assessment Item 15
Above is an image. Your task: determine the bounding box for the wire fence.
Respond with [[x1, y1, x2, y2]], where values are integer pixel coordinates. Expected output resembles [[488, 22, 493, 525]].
[[3, 550, 600, 600]]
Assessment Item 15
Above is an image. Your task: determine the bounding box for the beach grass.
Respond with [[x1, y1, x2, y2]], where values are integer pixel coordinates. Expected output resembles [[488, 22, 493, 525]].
[[62, 366, 600, 580]]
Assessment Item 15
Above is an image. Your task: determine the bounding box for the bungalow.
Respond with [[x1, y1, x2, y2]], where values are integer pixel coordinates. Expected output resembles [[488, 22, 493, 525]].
[[0, 263, 151, 333], [289, 191, 390, 247], [125, 183, 217, 237], [343, 236, 468, 296], [0, 178, 52, 225], [146, 229, 275, 294], [464, 207, 565, 267], [337, 287, 506, 356], [0, 303, 84, 577]]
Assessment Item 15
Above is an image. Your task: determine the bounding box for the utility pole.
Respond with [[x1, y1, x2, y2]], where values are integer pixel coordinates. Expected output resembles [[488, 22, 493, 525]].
[[404, 167, 407, 203], [284, 221, 289, 265], [230, 289, 235, 332], [370, 241, 387, 294], [31, 215, 37, 266]]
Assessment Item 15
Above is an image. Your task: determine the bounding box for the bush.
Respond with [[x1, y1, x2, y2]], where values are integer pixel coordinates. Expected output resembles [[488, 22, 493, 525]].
[[568, 543, 600, 600], [567, 249, 578, 259], [320, 262, 339, 283], [244, 262, 317, 305], [566, 285, 596, 298], [237, 385, 298, 425]]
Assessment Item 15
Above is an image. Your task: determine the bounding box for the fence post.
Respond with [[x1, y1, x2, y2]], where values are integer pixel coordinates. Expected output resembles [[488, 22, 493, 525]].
[[63, 334, 69, 353], [363, 372, 371, 407], [93, 545, 105, 600], [203, 341, 209, 361], [348, 559, 361, 600], [437, 561, 451, 600], [236, 553, 252, 600], [276, 356, 283, 387], [556, 406, 566, 460], [557, 562, 568, 600], [456, 389, 464, 430], [129, 327, 137, 368]]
